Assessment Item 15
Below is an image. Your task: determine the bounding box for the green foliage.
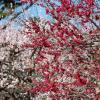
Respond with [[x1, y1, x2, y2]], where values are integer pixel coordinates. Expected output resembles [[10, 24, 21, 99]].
[[0, 1, 21, 19], [0, 10, 8, 18]]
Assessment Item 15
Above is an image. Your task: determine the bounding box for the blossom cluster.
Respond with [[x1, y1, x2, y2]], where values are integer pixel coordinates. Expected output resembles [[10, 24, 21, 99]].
[[20, 0, 100, 99]]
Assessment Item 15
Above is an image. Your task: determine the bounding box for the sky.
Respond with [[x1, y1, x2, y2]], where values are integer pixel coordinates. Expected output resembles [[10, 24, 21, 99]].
[[0, 3, 52, 29], [0, 0, 100, 29]]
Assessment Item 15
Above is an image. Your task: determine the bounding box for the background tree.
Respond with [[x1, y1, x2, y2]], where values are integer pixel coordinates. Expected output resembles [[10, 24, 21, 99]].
[[0, 25, 35, 100]]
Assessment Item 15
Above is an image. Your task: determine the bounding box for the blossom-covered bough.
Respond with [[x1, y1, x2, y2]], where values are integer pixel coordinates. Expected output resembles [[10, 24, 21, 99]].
[[0, 0, 100, 99], [20, 0, 100, 99]]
